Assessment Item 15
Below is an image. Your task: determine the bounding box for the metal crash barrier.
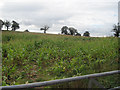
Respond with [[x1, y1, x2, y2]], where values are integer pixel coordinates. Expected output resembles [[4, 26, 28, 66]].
[[1, 70, 120, 89]]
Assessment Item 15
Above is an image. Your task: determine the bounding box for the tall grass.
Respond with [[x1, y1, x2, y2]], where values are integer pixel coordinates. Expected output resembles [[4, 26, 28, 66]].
[[2, 31, 119, 88]]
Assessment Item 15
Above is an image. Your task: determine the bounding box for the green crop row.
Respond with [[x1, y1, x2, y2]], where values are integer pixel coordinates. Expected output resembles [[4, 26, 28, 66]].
[[2, 31, 119, 88]]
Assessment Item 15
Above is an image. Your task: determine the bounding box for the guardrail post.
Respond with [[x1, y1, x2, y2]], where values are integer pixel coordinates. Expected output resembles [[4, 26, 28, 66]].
[[88, 78, 107, 89], [88, 78, 92, 89]]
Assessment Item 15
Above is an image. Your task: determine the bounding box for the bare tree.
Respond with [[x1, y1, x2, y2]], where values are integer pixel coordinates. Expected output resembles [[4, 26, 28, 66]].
[[40, 25, 50, 33]]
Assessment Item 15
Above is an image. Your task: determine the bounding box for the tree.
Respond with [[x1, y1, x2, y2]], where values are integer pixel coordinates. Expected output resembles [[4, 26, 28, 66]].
[[83, 31, 90, 37], [40, 25, 49, 33], [0, 19, 4, 30], [76, 32, 81, 36], [61, 26, 68, 35], [24, 29, 29, 32], [4, 20, 11, 30], [68, 27, 78, 35], [11, 21, 20, 31], [112, 23, 120, 37]]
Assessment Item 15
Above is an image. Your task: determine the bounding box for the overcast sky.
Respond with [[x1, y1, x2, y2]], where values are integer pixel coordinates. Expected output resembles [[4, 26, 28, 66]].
[[0, 0, 119, 37]]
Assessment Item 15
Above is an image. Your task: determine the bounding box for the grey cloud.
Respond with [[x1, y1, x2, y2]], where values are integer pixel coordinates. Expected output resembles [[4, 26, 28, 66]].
[[1, 2, 44, 13], [1, 1, 73, 29], [0, 0, 118, 36]]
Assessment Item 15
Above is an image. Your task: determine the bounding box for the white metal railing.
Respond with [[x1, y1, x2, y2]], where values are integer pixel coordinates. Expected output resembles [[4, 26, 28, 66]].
[[1, 70, 120, 89]]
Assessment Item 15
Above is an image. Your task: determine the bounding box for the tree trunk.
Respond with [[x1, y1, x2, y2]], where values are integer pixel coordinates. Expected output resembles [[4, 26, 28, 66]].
[[7, 27, 8, 30], [44, 30, 46, 33]]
